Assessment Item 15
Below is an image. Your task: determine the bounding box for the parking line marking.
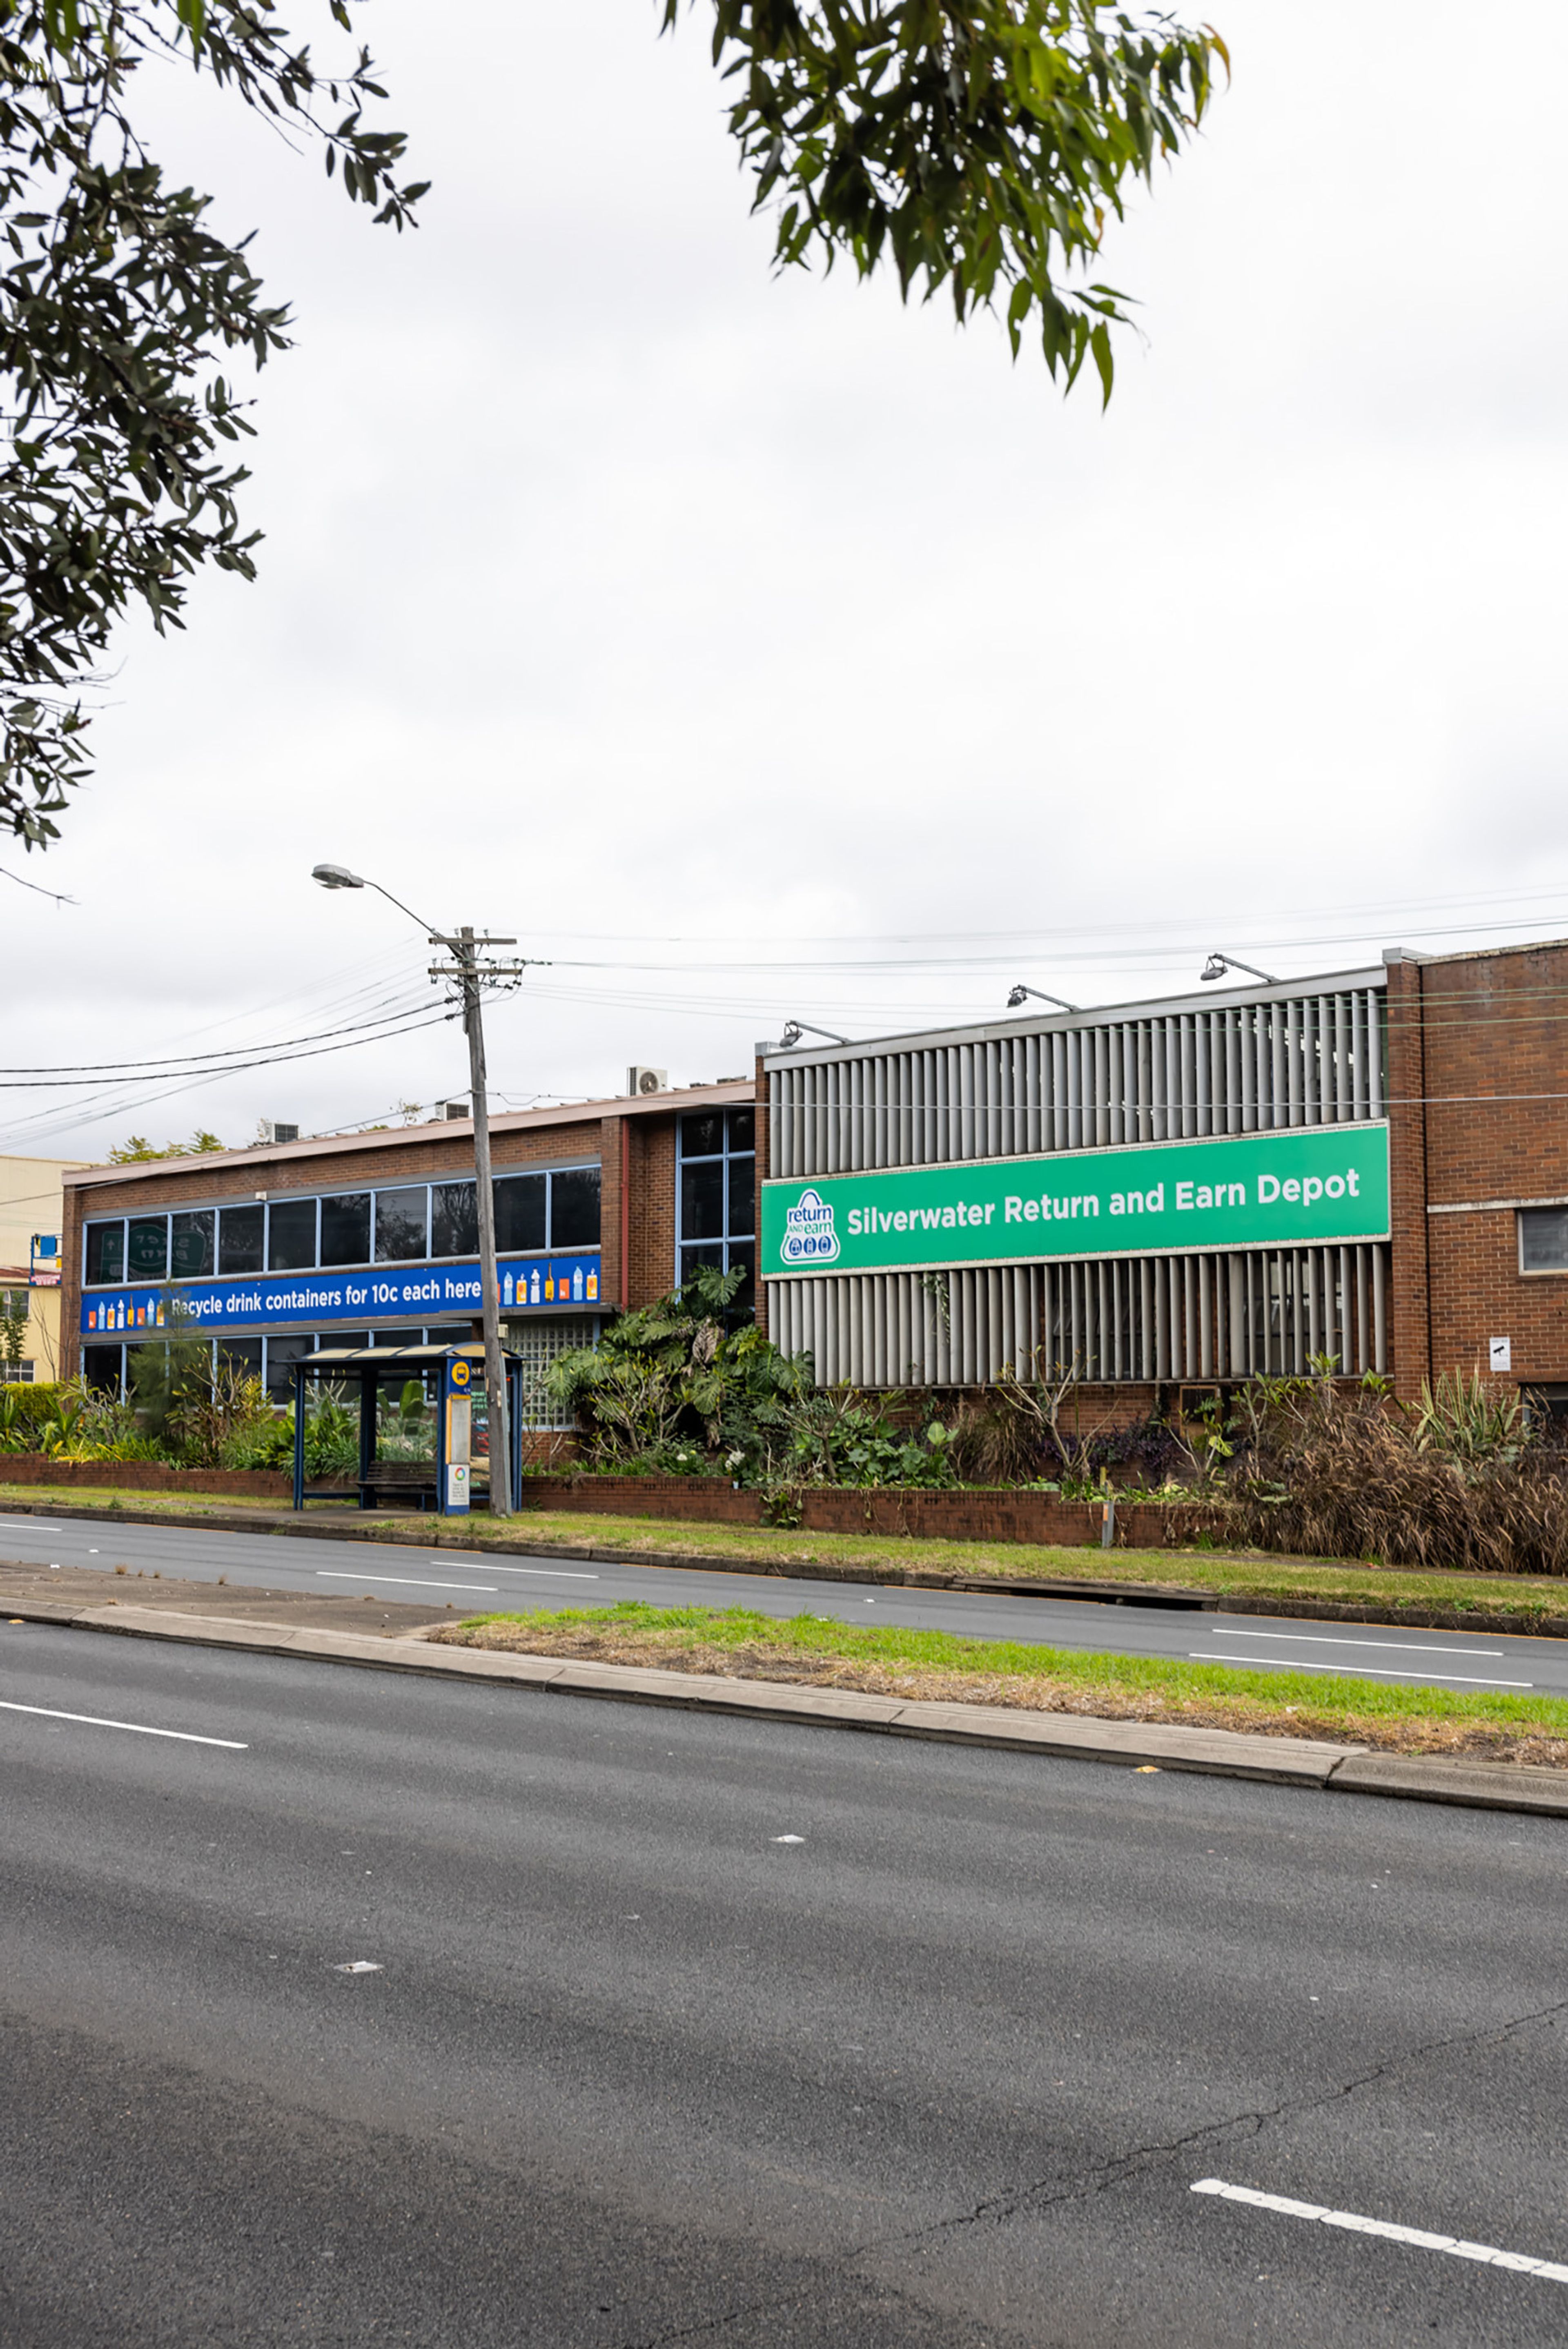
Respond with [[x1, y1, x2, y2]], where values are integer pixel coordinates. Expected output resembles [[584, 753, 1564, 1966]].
[[316, 1572, 498, 1593], [1187, 1654, 1531, 1688], [1191, 2178, 1568, 2282], [0, 1699, 247, 1749], [1210, 1630, 1504, 1657]]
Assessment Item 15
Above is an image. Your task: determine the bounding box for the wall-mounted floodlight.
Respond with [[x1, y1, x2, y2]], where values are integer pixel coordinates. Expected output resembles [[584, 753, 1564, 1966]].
[[780, 1018, 850, 1048], [1007, 983, 1079, 1013], [1201, 953, 1278, 986]]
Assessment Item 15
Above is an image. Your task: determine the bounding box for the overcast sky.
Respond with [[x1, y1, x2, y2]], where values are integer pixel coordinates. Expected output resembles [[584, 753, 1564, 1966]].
[[6, 0, 1568, 1163]]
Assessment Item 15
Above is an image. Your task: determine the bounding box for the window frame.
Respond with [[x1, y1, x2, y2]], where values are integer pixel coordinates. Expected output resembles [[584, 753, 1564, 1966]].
[[1518, 1206, 1568, 1276], [675, 1108, 756, 1300]]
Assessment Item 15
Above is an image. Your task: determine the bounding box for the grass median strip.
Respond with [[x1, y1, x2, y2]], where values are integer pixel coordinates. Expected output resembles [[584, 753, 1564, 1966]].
[[432, 1602, 1568, 1767]]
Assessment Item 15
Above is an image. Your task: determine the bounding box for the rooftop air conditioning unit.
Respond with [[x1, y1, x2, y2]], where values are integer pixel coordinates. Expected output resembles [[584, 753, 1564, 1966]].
[[443, 1101, 470, 1121], [258, 1120, 299, 1146], [628, 1066, 668, 1097]]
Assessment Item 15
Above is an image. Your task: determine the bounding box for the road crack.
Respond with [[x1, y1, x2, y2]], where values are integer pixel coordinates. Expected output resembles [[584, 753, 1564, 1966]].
[[618, 1995, 1568, 2348]]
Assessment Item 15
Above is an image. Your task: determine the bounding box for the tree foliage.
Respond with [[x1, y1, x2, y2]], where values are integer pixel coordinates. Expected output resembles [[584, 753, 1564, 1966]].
[[676, 1, 1226, 393], [0, 0, 423, 847]]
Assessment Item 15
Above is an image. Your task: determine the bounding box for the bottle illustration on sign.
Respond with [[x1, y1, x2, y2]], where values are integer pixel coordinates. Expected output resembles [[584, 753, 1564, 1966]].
[[545, 1272, 555, 1301], [503, 1272, 514, 1306], [586, 1269, 598, 1302], [156, 1301, 166, 1327], [572, 1265, 584, 1302], [117, 1301, 126, 1329], [530, 1267, 541, 1305]]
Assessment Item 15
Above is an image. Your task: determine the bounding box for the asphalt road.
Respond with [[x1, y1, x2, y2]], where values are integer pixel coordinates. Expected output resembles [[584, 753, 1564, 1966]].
[[1, 1508, 1564, 1697], [2, 1622, 1566, 2347]]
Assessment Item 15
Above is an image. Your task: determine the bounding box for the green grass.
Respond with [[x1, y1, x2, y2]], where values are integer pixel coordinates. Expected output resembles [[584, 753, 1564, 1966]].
[[442, 1600, 1568, 1753], [4, 1484, 1568, 1625]]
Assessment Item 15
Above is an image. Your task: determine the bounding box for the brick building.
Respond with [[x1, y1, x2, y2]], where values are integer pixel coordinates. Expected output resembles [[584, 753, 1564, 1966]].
[[60, 1081, 756, 1416], [757, 937, 1568, 1412]]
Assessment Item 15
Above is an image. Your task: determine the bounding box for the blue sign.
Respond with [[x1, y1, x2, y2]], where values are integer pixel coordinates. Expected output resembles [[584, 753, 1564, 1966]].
[[81, 1252, 603, 1337]]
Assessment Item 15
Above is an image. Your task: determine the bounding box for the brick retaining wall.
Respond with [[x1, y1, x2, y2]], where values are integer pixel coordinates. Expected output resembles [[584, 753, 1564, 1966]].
[[0, 1454, 293, 1499], [517, 1474, 1221, 1548]]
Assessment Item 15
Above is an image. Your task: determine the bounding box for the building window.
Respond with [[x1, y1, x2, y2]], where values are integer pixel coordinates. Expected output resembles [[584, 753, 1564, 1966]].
[[677, 1108, 755, 1307], [374, 1186, 429, 1262], [1, 1360, 33, 1384], [268, 1198, 317, 1271], [321, 1192, 371, 1267], [172, 1209, 214, 1278], [218, 1203, 264, 1275], [84, 1220, 125, 1286], [1520, 1208, 1568, 1274]]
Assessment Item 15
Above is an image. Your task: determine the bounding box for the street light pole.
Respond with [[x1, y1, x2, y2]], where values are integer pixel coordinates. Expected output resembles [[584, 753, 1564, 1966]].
[[312, 864, 530, 1518]]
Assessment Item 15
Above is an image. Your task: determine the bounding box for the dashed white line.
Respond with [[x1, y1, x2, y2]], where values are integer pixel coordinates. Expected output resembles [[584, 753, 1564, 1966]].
[[0, 1699, 247, 1749], [316, 1572, 498, 1593], [1191, 2178, 1568, 2282], [1187, 1653, 1531, 1687], [1211, 1629, 1504, 1658], [0, 1519, 63, 1531], [476, 1565, 599, 1581]]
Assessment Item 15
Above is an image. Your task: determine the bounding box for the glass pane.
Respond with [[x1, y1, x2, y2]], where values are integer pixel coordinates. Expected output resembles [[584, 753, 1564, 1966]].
[[170, 1209, 214, 1279], [727, 1155, 755, 1236], [727, 1240, 756, 1314], [425, 1323, 474, 1347], [218, 1204, 264, 1275], [127, 1217, 168, 1280], [85, 1222, 125, 1286], [320, 1193, 370, 1266], [494, 1173, 546, 1254], [727, 1108, 755, 1153], [83, 1345, 123, 1394], [432, 1180, 478, 1258], [374, 1187, 428, 1262], [268, 1197, 317, 1271], [265, 1334, 316, 1403], [217, 1337, 263, 1382], [679, 1112, 723, 1159], [550, 1166, 601, 1249], [375, 1374, 436, 1464], [680, 1159, 725, 1241], [679, 1243, 723, 1285], [1521, 1208, 1568, 1272]]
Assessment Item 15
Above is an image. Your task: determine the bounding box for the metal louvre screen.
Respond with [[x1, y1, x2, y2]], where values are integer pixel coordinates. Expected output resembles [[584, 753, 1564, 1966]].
[[768, 988, 1387, 1178], [766, 1245, 1389, 1387]]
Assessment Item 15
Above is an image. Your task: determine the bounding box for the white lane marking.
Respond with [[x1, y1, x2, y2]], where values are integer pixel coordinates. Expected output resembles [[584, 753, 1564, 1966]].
[[0, 1519, 64, 1530], [316, 1572, 498, 1593], [455, 1564, 599, 1581], [332, 1960, 383, 1974], [1187, 1654, 1531, 1687], [0, 1699, 247, 1749], [1191, 2178, 1568, 2282], [1211, 1630, 1504, 1658]]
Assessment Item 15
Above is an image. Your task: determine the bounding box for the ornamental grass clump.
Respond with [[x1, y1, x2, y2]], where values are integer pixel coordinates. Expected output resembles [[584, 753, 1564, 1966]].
[[1233, 1369, 1568, 1576]]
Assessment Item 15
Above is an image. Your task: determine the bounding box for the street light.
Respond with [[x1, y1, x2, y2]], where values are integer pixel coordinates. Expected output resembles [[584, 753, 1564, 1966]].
[[1007, 983, 1079, 1012], [312, 862, 529, 1517], [779, 1018, 850, 1047], [1200, 953, 1278, 986]]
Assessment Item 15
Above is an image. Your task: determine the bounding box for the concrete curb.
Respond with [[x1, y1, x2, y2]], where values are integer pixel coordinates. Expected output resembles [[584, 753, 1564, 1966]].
[[5, 1493, 1568, 1639], [9, 1596, 1568, 1816]]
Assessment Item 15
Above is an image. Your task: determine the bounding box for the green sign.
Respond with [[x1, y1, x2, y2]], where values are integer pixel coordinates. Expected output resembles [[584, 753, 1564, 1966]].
[[762, 1125, 1390, 1278]]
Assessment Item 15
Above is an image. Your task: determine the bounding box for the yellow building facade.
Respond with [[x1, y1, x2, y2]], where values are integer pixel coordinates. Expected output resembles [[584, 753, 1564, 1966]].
[[1, 1152, 92, 1383]]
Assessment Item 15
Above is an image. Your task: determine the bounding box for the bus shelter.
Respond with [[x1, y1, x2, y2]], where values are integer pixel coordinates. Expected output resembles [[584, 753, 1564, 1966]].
[[291, 1341, 525, 1516]]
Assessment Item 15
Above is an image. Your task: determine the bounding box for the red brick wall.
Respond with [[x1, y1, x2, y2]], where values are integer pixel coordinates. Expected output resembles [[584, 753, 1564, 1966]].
[[517, 1473, 1219, 1550], [1396, 941, 1568, 1396], [0, 1454, 290, 1498]]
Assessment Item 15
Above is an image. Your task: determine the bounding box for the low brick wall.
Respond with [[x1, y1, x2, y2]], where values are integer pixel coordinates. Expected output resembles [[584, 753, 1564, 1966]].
[[518, 1474, 1221, 1549], [0, 1453, 292, 1500]]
